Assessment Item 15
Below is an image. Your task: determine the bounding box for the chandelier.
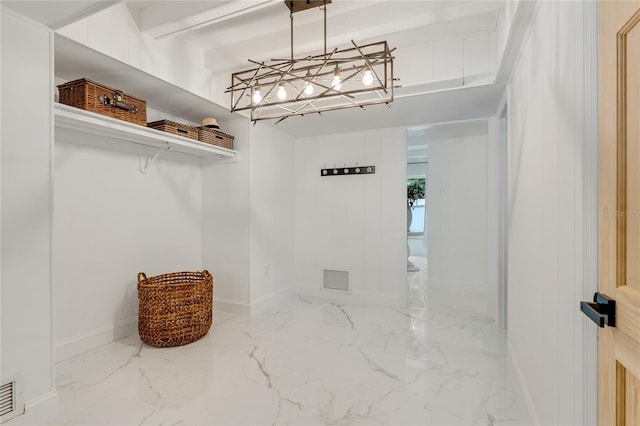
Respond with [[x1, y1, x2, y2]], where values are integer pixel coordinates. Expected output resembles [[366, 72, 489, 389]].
[[226, 0, 397, 124]]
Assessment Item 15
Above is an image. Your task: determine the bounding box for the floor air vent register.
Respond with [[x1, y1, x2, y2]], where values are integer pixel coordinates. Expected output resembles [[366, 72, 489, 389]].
[[323, 269, 349, 291]]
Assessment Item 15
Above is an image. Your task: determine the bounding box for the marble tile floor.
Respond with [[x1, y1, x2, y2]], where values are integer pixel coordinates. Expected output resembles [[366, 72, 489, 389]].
[[26, 257, 531, 426]]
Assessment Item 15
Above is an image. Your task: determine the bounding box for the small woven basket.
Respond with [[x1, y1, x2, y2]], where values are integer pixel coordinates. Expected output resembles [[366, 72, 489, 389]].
[[147, 120, 199, 140], [137, 270, 213, 348], [197, 127, 234, 150]]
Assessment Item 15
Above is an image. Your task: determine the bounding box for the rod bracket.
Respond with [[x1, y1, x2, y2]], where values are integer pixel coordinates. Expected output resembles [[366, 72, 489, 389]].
[[139, 145, 171, 174]]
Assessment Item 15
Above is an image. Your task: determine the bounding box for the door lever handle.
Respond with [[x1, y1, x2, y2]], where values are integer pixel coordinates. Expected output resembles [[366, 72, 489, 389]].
[[580, 292, 616, 327]]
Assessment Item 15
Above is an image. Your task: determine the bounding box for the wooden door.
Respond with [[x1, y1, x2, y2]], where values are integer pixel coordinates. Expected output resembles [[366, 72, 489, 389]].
[[599, 1, 640, 425]]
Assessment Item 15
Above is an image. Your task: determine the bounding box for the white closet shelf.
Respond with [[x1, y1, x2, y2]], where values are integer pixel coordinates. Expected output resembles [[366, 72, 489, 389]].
[[54, 103, 238, 160], [54, 34, 239, 124]]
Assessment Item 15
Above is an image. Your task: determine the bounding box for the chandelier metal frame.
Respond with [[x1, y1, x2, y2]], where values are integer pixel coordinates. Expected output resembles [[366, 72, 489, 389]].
[[226, 0, 397, 124]]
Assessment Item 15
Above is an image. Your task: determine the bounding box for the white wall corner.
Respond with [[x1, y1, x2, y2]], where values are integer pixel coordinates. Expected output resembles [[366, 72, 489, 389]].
[[495, 0, 542, 85], [508, 341, 541, 426], [578, 1, 599, 424], [249, 286, 296, 317], [214, 297, 251, 316], [487, 116, 500, 325], [55, 318, 138, 362]]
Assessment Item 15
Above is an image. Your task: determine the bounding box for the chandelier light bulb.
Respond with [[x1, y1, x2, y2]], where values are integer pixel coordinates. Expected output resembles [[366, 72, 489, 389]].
[[252, 88, 262, 104], [362, 70, 373, 86], [277, 83, 287, 101], [304, 81, 314, 96], [332, 65, 342, 91], [304, 70, 315, 96]]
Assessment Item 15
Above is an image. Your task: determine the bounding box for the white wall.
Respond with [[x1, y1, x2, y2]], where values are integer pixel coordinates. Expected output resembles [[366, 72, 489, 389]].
[[202, 119, 250, 313], [426, 121, 488, 291], [201, 120, 295, 315], [507, 1, 589, 424], [294, 128, 407, 306], [53, 140, 202, 361], [398, 32, 494, 92], [248, 124, 295, 312], [1, 8, 53, 408]]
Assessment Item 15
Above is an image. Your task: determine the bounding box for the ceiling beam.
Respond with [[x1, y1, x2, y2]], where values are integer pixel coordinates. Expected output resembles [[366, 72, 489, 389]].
[[137, 0, 282, 40], [52, 0, 123, 29], [210, 0, 501, 52], [203, 2, 501, 73], [142, 0, 388, 41], [2, 0, 122, 30]]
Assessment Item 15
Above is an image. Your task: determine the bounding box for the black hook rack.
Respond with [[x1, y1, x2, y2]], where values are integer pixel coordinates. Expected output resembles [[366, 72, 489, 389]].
[[321, 165, 375, 177]]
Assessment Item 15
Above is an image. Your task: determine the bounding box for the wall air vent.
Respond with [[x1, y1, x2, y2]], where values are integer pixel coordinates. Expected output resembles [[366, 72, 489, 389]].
[[323, 270, 349, 291], [0, 377, 23, 423], [0, 381, 15, 420]]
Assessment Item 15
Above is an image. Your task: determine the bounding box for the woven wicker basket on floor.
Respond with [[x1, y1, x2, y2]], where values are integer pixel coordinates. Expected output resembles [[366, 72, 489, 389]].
[[137, 270, 213, 348]]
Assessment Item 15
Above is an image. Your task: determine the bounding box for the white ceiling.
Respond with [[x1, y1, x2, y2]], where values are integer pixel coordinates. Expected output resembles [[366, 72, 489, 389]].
[[276, 82, 503, 137], [2, 0, 512, 136], [1, 0, 117, 29], [124, 0, 502, 74]]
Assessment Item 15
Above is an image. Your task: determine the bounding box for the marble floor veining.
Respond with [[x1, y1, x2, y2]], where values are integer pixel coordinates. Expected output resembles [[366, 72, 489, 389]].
[[29, 257, 531, 425]]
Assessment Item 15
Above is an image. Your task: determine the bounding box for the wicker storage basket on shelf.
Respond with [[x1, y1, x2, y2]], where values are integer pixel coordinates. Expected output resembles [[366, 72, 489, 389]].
[[57, 78, 147, 126], [197, 127, 235, 150], [147, 120, 199, 141], [137, 270, 213, 348]]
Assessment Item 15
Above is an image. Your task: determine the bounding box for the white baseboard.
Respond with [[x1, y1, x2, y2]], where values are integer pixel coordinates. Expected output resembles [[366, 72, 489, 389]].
[[249, 286, 295, 316], [296, 286, 400, 307], [7, 391, 58, 425], [508, 340, 541, 426], [55, 318, 137, 362], [428, 279, 489, 294], [214, 297, 250, 315]]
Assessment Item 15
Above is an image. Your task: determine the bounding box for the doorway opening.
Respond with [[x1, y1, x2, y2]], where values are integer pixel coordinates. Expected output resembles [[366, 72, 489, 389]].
[[407, 128, 428, 308], [407, 120, 492, 317]]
